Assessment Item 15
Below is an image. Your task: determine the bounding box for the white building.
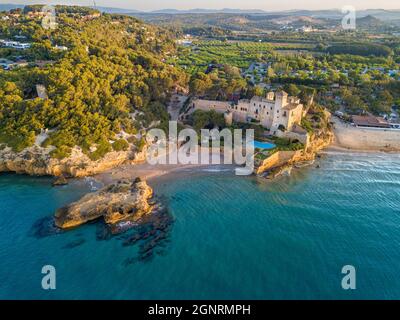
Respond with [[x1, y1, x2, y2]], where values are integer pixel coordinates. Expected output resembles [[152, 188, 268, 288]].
[[192, 91, 304, 133], [54, 45, 68, 51], [0, 40, 31, 49]]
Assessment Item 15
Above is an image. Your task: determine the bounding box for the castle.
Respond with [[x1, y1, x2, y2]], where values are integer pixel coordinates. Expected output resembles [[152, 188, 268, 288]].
[[192, 91, 304, 134]]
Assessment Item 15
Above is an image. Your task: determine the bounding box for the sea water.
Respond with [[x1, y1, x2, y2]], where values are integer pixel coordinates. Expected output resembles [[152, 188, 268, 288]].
[[0, 152, 400, 299]]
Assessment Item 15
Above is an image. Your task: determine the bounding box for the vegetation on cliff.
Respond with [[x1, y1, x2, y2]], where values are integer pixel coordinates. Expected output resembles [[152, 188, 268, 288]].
[[0, 6, 188, 157]]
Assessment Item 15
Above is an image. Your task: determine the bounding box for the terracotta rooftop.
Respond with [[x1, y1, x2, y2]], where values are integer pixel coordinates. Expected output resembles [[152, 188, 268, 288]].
[[352, 115, 390, 128]]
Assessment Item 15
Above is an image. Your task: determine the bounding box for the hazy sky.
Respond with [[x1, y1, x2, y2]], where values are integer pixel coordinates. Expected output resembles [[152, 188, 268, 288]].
[[7, 0, 400, 11]]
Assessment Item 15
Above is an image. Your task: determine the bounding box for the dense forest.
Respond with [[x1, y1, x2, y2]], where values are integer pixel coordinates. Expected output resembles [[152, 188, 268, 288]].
[[326, 43, 393, 57], [0, 6, 188, 159]]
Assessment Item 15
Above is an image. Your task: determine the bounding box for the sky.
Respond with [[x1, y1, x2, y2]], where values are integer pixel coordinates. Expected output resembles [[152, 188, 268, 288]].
[[6, 0, 400, 11]]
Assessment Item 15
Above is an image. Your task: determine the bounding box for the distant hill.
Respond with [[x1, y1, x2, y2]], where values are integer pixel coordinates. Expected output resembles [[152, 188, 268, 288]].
[[357, 15, 385, 28], [94, 6, 142, 14], [1, 4, 399, 22], [151, 8, 267, 14], [271, 15, 326, 26], [268, 9, 400, 21], [280, 10, 344, 19], [151, 9, 182, 14], [356, 9, 400, 21]]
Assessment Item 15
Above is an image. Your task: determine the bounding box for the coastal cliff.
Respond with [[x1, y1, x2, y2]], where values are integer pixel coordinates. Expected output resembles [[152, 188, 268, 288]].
[[55, 178, 154, 229], [0, 144, 147, 178], [255, 111, 334, 178]]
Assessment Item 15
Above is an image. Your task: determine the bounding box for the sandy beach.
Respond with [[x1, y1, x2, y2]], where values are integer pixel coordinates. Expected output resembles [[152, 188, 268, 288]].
[[95, 147, 233, 184], [94, 119, 400, 185], [95, 162, 227, 185]]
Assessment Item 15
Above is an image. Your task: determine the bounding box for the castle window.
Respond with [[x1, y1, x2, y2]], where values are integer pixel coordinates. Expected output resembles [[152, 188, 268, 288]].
[[283, 111, 287, 117]]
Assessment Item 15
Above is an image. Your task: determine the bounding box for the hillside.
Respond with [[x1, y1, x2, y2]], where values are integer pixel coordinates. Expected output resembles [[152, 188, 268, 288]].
[[357, 15, 386, 29], [0, 6, 187, 159], [128, 9, 400, 34]]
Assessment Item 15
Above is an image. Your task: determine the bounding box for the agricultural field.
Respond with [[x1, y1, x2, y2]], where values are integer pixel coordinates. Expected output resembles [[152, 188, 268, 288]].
[[174, 40, 316, 75], [172, 37, 400, 117]]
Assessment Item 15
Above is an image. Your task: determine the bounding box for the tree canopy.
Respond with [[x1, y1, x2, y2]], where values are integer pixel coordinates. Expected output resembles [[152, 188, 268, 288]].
[[0, 8, 188, 158]]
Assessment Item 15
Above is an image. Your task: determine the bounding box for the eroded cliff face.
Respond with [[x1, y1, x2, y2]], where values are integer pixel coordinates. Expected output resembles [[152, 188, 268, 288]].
[[255, 126, 334, 177], [55, 179, 154, 229], [0, 144, 147, 177]]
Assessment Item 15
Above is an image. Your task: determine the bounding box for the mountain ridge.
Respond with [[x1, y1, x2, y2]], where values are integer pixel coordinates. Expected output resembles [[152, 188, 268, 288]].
[[1, 4, 400, 21]]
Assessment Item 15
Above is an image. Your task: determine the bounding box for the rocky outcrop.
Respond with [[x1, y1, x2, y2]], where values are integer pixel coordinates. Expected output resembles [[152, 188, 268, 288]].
[[255, 124, 333, 177], [55, 179, 154, 229], [0, 144, 147, 178], [52, 175, 68, 186]]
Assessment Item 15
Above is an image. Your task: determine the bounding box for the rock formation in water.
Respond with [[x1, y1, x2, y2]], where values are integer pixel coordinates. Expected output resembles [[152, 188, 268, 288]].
[[52, 175, 68, 186], [55, 178, 154, 229]]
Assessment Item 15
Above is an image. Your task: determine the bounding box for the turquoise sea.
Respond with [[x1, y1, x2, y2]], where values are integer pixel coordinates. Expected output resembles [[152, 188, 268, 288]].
[[0, 151, 400, 300]]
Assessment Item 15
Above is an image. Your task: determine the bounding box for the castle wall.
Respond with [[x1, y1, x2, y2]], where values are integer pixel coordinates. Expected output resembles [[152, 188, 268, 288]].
[[192, 99, 230, 113], [334, 122, 400, 151], [192, 93, 304, 133], [275, 130, 310, 146]]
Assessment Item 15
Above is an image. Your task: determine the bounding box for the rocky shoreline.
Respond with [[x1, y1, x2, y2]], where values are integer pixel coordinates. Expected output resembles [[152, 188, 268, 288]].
[[255, 120, 334, 179], [0, 144, 147, 178]]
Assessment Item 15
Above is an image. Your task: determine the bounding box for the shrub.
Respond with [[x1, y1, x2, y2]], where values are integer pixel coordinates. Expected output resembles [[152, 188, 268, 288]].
[[135, 137, 147, 152], [301, 118, 314, 133], [88, 141, 112, 161], [112, 139, 129, 152], [50, 146, 72, 160], [0, 132, 35, 153]]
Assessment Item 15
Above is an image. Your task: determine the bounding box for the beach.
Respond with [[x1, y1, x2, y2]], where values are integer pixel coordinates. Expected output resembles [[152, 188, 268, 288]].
[[95, 147, 231, 185], [95, 121, 400, 185]]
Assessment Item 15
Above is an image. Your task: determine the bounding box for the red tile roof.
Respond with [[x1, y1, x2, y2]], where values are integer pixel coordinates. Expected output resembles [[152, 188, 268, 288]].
[[352, 115, 390, 128]]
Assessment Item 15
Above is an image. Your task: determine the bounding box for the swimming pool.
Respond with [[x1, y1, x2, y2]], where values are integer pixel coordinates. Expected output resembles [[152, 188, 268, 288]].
[[253, 141, 276, 150]]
